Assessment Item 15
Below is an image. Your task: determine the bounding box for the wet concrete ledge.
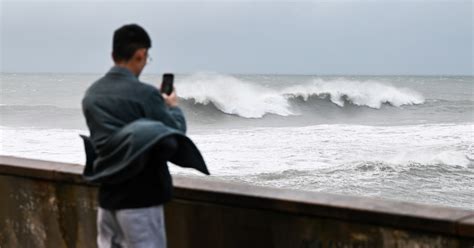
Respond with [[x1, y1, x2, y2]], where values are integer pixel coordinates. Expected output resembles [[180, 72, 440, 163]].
[[0, 155, 473, 247]]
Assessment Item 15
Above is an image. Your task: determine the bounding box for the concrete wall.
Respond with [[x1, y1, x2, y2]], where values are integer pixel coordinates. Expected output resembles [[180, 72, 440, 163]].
[[0, 155, 473, 248]]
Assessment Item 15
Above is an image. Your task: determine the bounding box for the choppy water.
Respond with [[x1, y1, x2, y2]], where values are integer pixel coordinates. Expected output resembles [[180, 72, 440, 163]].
[[1, 73, 473, 209]]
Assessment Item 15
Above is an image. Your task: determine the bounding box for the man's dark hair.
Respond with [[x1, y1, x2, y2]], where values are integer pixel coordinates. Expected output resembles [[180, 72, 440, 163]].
[[112, 24, 152, 62]]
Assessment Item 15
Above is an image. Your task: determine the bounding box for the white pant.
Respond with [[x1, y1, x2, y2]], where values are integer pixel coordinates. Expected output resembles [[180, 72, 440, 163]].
[[97, 205, 167, 248]]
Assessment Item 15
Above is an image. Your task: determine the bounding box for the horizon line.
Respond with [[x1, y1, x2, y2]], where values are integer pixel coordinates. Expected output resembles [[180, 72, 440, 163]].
[[1, 71, 473, 77]]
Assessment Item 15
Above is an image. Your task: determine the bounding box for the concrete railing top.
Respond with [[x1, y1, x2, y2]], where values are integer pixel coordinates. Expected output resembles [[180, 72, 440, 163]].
[[0, 155, 473, 238]]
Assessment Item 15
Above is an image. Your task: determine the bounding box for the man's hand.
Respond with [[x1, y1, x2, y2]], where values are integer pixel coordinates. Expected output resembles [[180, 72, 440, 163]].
[[162, 88, 178, 108]]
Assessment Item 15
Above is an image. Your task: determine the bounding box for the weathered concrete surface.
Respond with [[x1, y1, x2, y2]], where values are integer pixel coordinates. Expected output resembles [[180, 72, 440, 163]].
[[165, 199, 469, 248], [0, 175, 97, 248], [0, 156, 473, 248]]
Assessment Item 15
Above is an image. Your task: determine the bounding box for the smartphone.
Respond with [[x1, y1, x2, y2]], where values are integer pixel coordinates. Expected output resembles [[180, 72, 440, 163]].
[[161, 73, 174, 95]]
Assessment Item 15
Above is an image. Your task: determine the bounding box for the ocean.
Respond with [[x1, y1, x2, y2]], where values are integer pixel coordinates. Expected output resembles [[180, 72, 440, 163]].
[[1, 73, 473, 209]]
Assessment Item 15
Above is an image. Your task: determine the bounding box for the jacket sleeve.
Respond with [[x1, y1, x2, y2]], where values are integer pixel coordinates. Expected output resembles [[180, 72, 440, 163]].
[[143, 90, 187, 133]]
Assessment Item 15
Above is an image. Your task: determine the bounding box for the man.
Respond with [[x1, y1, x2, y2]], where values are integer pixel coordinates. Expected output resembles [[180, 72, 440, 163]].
[[81, 24, 208, 248]]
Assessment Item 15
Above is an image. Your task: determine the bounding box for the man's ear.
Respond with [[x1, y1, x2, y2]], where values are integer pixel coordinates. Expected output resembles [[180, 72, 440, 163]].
[[134, 49, 146, 62]]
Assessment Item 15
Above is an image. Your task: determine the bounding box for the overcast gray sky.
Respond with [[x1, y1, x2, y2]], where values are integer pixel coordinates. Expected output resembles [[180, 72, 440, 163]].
[[1, 0, 472, 75]]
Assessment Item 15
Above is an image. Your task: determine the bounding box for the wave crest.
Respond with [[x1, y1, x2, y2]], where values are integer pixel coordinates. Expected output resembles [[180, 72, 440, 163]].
[[178, 73, 294, 118], [281, 79, 425, 108], [178, 73, 425, 118]]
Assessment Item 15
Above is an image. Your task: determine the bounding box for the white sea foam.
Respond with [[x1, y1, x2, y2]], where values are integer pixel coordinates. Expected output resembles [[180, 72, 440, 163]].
[[387, 150, 472, 168], [0, 126, 87, 164], [179, 73, 294, 118], [178, 73, 426, 118], [183, 123, 473, 175], [2, 123, 473, 209], [281, 78, 425, 108], [3, 123, 471, 173]]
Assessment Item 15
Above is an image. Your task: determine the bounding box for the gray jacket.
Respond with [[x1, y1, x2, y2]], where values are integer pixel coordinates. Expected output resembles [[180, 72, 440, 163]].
[[81, 66, 208, 184]]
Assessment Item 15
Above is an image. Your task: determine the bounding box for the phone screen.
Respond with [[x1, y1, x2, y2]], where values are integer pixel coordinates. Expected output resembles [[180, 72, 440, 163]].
[[161, 73, 174, 95]]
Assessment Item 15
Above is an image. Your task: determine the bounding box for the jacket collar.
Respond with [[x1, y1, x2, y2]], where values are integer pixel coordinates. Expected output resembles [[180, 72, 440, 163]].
[[107, 66, 138, 81]]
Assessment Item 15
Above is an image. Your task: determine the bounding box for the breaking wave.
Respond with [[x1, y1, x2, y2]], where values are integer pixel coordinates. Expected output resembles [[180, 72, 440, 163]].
[[178, 73, 293, 118], [281, 78, 425, 108], [178, 73, 425, 118]]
